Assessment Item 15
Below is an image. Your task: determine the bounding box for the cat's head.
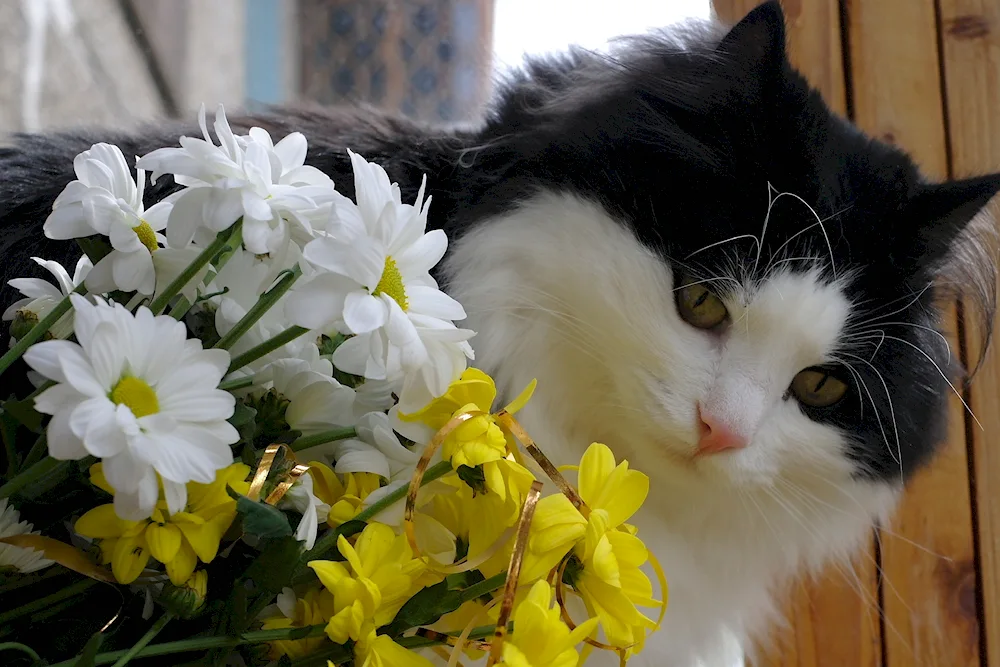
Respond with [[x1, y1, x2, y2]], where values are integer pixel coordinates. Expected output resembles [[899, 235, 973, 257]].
[[450, 0, 1000, 497]]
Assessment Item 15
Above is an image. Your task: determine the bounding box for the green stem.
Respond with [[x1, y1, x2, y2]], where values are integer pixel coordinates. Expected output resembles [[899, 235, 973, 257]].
[[169, 296, 193, 321], [226, 326, 309, 374], [110, 613, 173, 667], [0, 642, 41, 662], [302, 460, 454, 564], [0, 577, 97, 626], [218, 375, 256, 392], [458, 572, 507, 603], [25, 380, 55, 402], [0, 285, 85, 378], [49, 625, 331, 667], [289, 428, 357, 452], [214, 266, 302, 351], [149, 222, 241, 315], [0, 456, 69, 500], [288, 625, 500, 667], [21, 434, 47, 471]]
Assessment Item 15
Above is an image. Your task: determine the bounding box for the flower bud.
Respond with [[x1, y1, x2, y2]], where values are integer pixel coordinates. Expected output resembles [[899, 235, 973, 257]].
[[157, 570, 208, 619]]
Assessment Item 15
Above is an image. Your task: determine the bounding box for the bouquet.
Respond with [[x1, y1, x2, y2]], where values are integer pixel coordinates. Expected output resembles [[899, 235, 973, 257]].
[[0, 105, 666, 667]]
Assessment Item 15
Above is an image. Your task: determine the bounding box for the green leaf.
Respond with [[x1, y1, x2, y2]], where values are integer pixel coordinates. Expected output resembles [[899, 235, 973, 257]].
[[2, 397, 43, 433], [74, 631, 104, 667], [245, 536, 302, 599], [382, 579, 464, 637], [229, 489, 293, 539], [76, 236, 112, 264]]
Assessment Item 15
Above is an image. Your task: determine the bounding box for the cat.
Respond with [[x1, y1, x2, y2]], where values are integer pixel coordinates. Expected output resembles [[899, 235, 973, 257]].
[[2, 2, 999, 665]]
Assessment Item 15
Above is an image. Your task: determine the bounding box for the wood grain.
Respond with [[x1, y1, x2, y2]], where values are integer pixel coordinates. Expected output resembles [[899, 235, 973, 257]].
[[713, 2, 882, 665], [846, 0, 982, 665], [938, 1, 1000, 665]]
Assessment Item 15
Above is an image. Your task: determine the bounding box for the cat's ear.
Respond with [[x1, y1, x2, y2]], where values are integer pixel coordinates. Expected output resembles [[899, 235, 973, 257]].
[[715, 1, 787, 71], [910, 174, 1000, 249]]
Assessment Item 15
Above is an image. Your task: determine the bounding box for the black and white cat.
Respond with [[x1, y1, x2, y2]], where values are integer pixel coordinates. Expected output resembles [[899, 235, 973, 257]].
[[2, 2, 999, 665]]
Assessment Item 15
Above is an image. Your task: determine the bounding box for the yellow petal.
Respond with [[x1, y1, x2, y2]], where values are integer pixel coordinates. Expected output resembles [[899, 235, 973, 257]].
[[337, 534, 365, 577], [354, 523, 395, 576], [176, 520, 223, 562], [589, 533, 620, 587], [308, 461, 345, 505], [75, 504, 127, 539], [363, 633, 436, 667], [578, 443, 616, 508], [309, 560, 350, 593], [146, 522, 183, 563], [165, 541, 198, 586], [324, 600, 365, 643], [606, 531, 648, 569], [111, 532, 149, 584], [501, 378, 537, 415], [593, 466, 648, 528]]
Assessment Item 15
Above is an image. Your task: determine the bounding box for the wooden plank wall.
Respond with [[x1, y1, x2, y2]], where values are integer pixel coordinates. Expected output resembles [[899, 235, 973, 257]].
[[712, 1, 997, 666]]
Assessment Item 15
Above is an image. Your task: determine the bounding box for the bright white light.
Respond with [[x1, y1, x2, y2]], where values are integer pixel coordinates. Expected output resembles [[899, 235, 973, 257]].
[[492, 0, 713, 72]]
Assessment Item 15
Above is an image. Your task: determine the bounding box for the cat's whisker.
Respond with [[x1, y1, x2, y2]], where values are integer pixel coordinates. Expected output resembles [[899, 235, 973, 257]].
[[838, 351, 904, 482], [879, 334, 982, 430], [846, 282, 935, 328], [852, 321, 952, 365], [684, 234, 760, 260], [831, 353, 901, 472]]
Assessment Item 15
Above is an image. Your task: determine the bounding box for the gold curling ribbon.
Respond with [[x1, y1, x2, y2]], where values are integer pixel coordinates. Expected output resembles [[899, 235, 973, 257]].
[[403, 411, 498, 574], [447, 594, 503, 667], [495, 410, 590, 517], [485, 480, 543, 667], [247, 443, 311, 506]]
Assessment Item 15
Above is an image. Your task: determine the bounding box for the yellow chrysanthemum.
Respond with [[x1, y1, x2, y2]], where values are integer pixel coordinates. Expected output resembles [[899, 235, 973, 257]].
[[398, 368, 535, 469], [308, 522, 428, 645], [308, 462, 383, 528], [261, 587, 335, 659], [520, 443, 659, 651], [496, 580, 598, 667], [326, 630, 435, 667], [75, 462, 250, 585]]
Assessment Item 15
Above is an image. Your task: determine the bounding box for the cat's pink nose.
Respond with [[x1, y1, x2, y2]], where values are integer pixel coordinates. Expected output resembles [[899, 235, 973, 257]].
[[696, 406, 747, 455]]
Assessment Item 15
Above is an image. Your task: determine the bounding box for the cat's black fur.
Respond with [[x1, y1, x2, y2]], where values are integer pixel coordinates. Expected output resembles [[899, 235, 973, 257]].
[[1, 1, 999, 482]]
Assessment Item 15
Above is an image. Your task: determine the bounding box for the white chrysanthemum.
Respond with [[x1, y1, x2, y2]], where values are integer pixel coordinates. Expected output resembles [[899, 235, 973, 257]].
[[280, 472, 329, 550], [24, 295, 239, 521], [43, 143, 174, 296], [296, 411, 419, 481], [3, 256, 92, 343], [284, 150, 475, 400], [0, 499, 54, 573], [136, 105, 335, 255], [259, 358, 356, 435]]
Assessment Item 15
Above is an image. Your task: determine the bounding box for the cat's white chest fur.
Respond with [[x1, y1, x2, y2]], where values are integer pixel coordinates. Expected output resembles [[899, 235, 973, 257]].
[[441, 192, 899, 666]]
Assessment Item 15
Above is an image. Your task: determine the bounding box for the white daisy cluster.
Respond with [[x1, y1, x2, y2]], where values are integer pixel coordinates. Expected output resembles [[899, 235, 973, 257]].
[[7, 105, 475, 536]]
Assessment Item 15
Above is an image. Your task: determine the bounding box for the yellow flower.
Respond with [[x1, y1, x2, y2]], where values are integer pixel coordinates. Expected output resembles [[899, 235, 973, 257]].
[[308, 522, 428, 645], [521, 493, 588, 583], [325, 631, 435, 667], [158, 569, 209, 619], [496, 580, 597, 667], [261, 587, 334, 659], [76, 462, 250, 585], [309, 462, 382, 528], [398, 368, 535, 469], [571, 443, 657, 650]]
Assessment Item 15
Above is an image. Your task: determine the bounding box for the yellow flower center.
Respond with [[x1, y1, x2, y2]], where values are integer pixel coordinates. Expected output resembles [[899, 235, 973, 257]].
[[373, 256, 408, 311], [134, 221, 159, 254], [110, 376, 160, 418]]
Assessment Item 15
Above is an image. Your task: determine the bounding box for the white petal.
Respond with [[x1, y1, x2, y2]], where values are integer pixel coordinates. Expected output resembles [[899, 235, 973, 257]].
[[43, 203, 95, 240], [58, 344, 108, 397], [273, 133, 307, 171], [80, 400, 129, 457], [83, 255, 117, 295], [343, 291, 387, 334], [159, 389, 235, 422], [23, 340, 78, 384], [8, 278, 62, 301], [165, 189, 209, 249], [111, 463, 159, 520], [283, 274, 350, 331], [295, 503, 319, 550], [163, 479, 188, 516], [406, 286, 466, 321], [333, 445, 391, 479], [45, 406, 89, 460], [332, 332, 387, 380]]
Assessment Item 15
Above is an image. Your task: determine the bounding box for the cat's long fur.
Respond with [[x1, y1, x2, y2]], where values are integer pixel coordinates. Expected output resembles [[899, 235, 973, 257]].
[[3, 3, 1000, 665]]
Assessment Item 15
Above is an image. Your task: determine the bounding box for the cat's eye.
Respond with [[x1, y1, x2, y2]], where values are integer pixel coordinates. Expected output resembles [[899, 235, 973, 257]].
[[676, 278, 728, 329], [790, 367, 848, 408]]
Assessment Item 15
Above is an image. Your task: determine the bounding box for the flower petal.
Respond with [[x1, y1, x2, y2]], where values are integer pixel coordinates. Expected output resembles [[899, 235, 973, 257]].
[[343, 291, 387, 334], [147, 522, 183, 563]]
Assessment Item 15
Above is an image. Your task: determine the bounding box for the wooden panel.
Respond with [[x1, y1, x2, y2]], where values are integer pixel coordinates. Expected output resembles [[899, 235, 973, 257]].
[[938, 2, 1000, 666], [847, 1, 981, 666], [713, 3, 881, 666]]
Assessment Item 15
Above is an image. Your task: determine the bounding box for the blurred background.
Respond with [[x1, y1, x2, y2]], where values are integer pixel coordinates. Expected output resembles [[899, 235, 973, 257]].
[[0, 0, 710, 133]]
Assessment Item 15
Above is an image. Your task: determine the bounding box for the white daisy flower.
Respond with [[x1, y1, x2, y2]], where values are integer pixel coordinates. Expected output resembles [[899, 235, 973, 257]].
[[136, 105, 336, 255], [284, 150, 474, 397], [3, 256, 92, 343], [0, 499, 54, 573], [43, 143, 173, 296], [280, 472, 329, 550], [24, 295, 239, 521], [296, 411, 418, 481], [258, 358, 356, 435]]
